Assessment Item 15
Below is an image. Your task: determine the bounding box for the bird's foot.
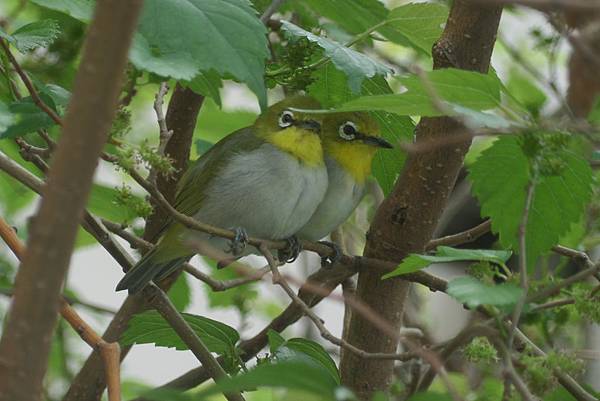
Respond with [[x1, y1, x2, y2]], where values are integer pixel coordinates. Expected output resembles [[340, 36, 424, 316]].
[[278, 235, 302, 263], [228, 227, 248, 256], [319, 240, 342, 268]]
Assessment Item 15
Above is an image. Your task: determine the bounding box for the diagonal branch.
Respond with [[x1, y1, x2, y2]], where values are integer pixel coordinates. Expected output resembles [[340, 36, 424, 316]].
[[142, 284, 245, 401], [0, 213, 122, 401]]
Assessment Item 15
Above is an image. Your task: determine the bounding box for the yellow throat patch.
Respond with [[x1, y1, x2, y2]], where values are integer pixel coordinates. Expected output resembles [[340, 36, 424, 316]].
[[264, 126, 324, 167], [326, 142, 377, 183]]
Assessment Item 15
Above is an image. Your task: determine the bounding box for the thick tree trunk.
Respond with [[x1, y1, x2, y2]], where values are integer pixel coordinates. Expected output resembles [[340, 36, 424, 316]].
[[0, 2, 142, 401], [339, 2, 503, 398], [565, 10, 600, 117], [564, 10, 600, 391]]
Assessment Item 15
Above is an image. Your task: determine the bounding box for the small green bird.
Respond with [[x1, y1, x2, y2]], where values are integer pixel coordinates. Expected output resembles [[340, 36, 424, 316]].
[[297, 112, 392, 248], [117, 96, 327, 293]]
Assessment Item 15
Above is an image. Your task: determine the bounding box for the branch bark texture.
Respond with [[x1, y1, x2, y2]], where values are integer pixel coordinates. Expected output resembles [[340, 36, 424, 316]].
[[63, 82, 204, 401], [339, 1, 503, 398], [565, 10, 600, 117], [0, 2, 142, 401]]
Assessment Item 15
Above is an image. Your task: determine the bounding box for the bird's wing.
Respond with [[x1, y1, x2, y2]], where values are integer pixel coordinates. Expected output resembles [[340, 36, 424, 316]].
[[150, 127, 264, 240]]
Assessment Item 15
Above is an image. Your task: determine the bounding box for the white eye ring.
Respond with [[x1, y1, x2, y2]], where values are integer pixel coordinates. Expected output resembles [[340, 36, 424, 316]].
[[278, 110, 295, 128], [339, 121, 357, 140]]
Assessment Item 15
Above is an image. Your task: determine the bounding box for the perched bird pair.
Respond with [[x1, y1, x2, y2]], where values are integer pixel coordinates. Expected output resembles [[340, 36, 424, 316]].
[[116, 96, 392, 294]]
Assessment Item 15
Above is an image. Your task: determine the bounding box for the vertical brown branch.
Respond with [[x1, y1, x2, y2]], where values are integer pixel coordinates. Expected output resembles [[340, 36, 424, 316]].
[[63, 84, 204, 401], [0, 2, 142, 401], [564, 11, 600, 117], [144, 84, 204, 241], [339, 1, 503, 398]]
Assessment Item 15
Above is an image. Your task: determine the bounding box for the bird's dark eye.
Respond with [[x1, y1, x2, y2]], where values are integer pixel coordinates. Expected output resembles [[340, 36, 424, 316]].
[[339, 121, 357, 140], [278, 110, 295, 128]]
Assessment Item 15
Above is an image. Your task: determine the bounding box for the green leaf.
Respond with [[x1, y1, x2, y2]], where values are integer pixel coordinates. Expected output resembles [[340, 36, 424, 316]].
[[448, 105, 515, 131], [469, 137, 529, 252], [131, 0, 269, 109], [120, 311, 239, 358], [197, 360, 338, 399], [275, 338, 340, 385], [340, 69, 501, 116], [267, 329, 286, 353], [168, 274, 191, 311], [0, 101, 14, 133], [281, 20, 392, 93], [363, 78, 414, 195], [38, 84, 71, 107], [86, 184, 141, 223], [0, 174, 36, 216], [183, 70, 222, 107], [75, 226, 97, 249], [446, 276, 523, 309], [0, 95, 58, 139], [30, 0, 94, 22], [506, 70, 547, 117], [10, 20, 61, 53], [468, 136, 593, 268], [307, 65, 413, 195], [301, 0, 388, 35], [383, 246, 512, 279], [588, 97, 600, 125], [380, 3, 449, 55]]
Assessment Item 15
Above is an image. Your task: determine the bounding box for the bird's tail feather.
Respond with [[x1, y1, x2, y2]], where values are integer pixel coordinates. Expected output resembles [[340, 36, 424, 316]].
[[115, 247, 189, 294]]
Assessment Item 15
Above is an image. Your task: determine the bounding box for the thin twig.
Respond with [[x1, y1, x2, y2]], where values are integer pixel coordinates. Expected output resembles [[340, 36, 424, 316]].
[[0, 287, 117, 314], [417, 323, 499, 392], [514, 328, 599, 401], [527, 262, 600, 304], [508, 181, 535, 349], [426, 220, 492, 251], [260, 0, 287, 23], [529, 298, 575, 312], [184, 264, 270, 292], [504, 357, 539, 401], [148, 82, 173, 186]]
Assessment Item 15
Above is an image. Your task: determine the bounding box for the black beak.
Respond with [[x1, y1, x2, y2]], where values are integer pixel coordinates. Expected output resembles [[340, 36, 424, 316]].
[[362, 136, 393, 149], [295, 119, 321, 135]]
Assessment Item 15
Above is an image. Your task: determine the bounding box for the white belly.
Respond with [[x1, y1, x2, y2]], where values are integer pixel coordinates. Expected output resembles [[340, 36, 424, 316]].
[[297, 157, 365, 241], [186, 143, 328, 250]]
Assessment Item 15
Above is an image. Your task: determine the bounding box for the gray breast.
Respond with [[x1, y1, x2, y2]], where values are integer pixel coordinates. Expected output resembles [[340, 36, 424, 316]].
[[193, 143, 328, 240], [297, 156, 365, 241]]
